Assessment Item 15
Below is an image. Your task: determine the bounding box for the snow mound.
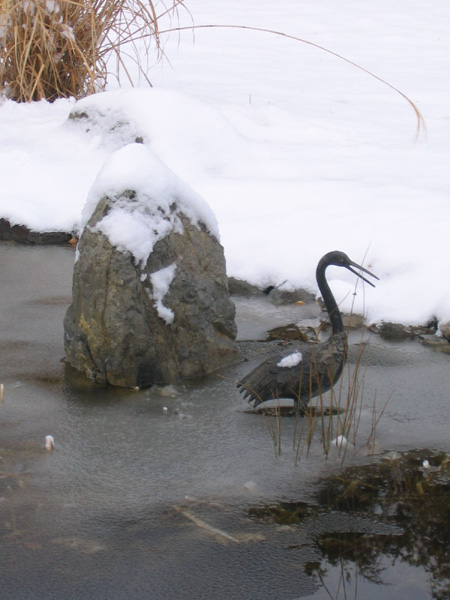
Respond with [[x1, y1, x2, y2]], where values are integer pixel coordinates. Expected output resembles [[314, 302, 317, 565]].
[[83, 143, 220, 266]]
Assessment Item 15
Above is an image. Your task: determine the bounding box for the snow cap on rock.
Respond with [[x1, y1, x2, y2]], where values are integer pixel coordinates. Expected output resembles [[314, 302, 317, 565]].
[[82, 143, 220, 266]]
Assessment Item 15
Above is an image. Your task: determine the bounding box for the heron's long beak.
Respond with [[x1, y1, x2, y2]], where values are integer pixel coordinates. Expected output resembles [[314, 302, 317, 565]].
[[348, 261, 379, 287]]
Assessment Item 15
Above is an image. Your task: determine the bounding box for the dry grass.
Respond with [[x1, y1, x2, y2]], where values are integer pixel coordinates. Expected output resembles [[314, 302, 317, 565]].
[[0, 0, 186, 101]]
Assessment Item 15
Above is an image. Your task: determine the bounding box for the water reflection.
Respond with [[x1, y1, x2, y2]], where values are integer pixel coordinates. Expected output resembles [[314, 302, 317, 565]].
[[252, 449, 450, 599]]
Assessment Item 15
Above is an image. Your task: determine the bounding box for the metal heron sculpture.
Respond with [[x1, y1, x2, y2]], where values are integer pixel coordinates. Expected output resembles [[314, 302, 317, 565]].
[[237, 251, 378, 411]]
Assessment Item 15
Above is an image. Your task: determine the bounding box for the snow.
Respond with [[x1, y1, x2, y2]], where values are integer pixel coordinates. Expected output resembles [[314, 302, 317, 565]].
[[0, 0, 449, 327], [331, 435, 352, 449], [84, 143, 219, 265], [277, 352, 303, 369], [149, 263, 177, 324]]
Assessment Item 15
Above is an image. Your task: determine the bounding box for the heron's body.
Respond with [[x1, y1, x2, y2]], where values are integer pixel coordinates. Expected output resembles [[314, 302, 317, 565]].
[[237, 251, 378, 411]]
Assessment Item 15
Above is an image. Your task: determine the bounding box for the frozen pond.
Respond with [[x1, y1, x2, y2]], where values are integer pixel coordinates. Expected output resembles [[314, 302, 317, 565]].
[[0, 243, 449, 599]]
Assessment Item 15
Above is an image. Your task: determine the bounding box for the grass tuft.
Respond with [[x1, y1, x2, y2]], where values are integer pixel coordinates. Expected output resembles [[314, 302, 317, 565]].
[[0, 0, 186, 101]]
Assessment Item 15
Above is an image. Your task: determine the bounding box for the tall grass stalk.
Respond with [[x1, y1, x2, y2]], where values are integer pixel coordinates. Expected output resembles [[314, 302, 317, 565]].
[[0, 0, 186, 101], [259, 399, 282, 457], [160, 23, 425, 140], [359, 390, 392, 456]]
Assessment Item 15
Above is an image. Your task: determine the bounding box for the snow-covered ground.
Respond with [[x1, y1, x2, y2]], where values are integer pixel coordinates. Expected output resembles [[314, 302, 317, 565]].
[[1, 0, 449, 327]]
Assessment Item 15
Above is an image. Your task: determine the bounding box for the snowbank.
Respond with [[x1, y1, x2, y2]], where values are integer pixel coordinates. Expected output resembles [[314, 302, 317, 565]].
[[0, 0, 449, 326]]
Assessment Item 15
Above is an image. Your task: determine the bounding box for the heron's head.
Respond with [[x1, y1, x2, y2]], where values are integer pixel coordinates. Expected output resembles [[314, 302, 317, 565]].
[[321, 251, 379, 287]]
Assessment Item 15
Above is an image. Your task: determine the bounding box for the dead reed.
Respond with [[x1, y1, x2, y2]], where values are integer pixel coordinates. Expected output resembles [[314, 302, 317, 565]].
[[0, 0, 186, 101]]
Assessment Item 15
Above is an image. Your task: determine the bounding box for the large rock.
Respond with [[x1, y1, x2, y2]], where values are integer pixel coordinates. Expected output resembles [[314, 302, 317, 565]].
[[64, 144, 239, 387]]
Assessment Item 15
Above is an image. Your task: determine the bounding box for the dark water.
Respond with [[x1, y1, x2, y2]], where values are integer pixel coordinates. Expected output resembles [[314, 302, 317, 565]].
[[1, 243, 449, 599]]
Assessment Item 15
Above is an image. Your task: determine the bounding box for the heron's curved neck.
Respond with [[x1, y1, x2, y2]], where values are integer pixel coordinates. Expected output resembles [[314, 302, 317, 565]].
[[316, 260, 344, 335]]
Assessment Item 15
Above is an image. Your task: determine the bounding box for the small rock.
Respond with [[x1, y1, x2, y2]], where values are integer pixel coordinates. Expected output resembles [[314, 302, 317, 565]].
[[68, 105, 144, 150], [371, 320, 438, 341], [155, 385, 179, 398], [228, 278, 262, 296], [265, 286, 315, 306], [267, 324, 314, 343], [421, 335, 450, 354], [0, 219, 72, 245], [370, 321, 414, 340], [439, 320, 450, 342], [341, 314, 366, 329]]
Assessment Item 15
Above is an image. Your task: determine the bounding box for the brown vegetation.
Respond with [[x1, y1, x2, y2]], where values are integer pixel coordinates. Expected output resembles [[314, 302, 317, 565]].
[[0, 0, 185, 101]]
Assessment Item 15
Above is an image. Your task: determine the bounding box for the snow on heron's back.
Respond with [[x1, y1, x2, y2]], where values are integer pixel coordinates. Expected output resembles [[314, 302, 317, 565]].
[[81, 143, 220, 265], [277, 352, 303, 368]]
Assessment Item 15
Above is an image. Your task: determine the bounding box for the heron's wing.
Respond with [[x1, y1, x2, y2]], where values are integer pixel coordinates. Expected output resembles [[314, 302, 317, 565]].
[[237, 347, 313, 406], [238, 335, 347, 408]]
